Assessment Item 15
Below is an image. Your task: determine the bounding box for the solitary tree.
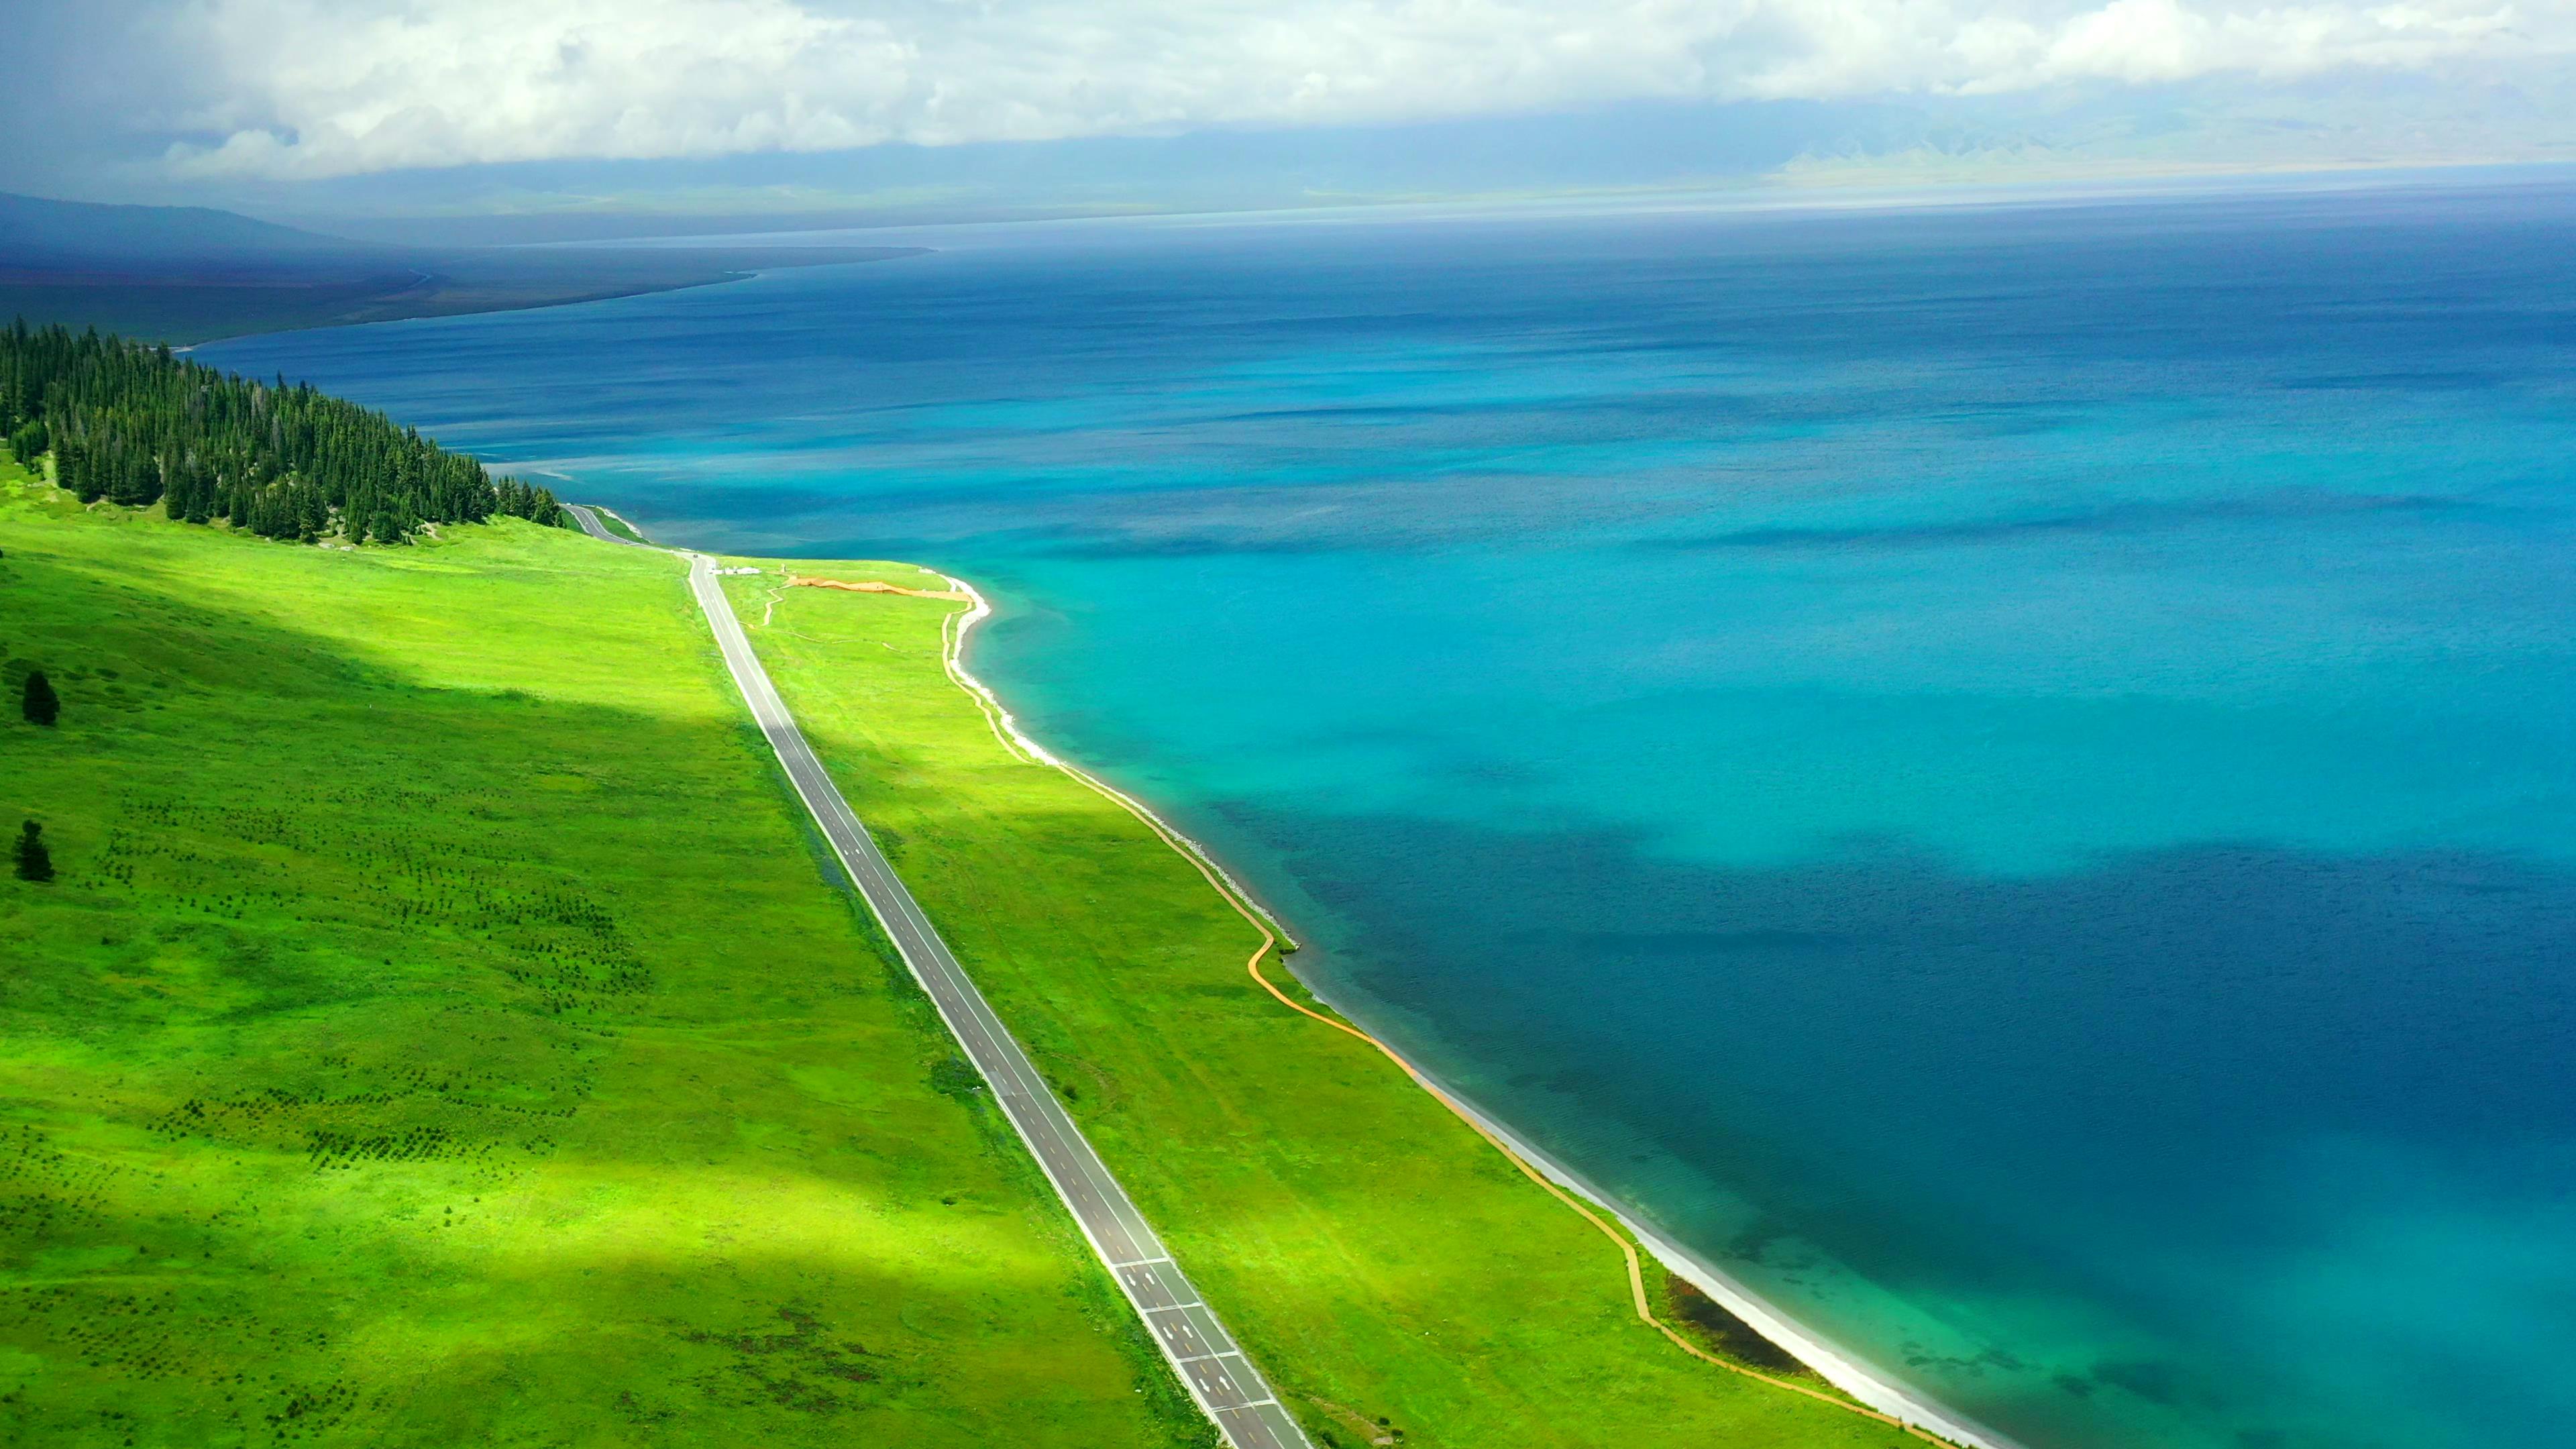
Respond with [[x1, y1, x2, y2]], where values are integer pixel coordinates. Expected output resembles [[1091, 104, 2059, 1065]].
[[13, 821, 50, 883], [20, 669, 58, 726]]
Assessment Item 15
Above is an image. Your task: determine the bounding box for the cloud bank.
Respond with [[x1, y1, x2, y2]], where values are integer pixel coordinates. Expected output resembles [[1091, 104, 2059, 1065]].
[[148, 0, 2561, 179]]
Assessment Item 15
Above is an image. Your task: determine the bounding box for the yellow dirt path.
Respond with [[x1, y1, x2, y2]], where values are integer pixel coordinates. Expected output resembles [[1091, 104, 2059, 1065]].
[[788, 574, 968, 600]]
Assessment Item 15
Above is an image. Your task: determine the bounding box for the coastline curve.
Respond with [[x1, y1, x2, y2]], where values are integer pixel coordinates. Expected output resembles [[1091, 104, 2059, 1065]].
[[934, 571, 2019, 1449], [938, 575, 1301, 951]]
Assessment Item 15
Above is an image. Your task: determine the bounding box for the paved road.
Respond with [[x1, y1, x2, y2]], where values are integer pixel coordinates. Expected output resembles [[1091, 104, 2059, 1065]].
[[564, 502, 647, 546], [570, 506, 1310, 1449]]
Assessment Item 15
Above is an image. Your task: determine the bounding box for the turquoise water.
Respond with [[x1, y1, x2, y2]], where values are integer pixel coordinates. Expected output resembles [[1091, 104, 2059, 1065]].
[[205, 182, 2576, 1449]]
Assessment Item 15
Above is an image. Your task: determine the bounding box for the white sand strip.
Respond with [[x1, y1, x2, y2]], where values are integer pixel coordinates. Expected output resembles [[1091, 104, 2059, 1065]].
[[939, 573, 1301, 951], [1413, 1082, 2023, 1449]]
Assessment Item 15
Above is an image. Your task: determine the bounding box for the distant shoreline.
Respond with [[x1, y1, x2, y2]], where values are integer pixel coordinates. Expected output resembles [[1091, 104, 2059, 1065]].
[[13, 247, 930, 350]]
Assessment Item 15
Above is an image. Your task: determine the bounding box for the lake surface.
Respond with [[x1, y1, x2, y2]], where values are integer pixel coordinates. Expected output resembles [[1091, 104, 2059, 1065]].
[[205, 180, 2576, 1449]]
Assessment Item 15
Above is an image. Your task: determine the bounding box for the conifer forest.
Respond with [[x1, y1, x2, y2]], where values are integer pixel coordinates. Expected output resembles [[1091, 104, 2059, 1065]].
[[0, 321, 569, 543]]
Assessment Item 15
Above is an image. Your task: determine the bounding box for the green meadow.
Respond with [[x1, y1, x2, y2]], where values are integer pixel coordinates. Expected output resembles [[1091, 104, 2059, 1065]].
[[0, 462, 1201, 1448], [0, 452, 1914, 1448], [727, 562, 1917, 1449]]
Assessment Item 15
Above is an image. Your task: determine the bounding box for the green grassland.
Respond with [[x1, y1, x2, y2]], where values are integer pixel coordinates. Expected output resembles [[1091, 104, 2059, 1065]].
[[724, 562, 1918, 1449], [0, 464, 1208, 1448], [0, 448, 1915, 1449]]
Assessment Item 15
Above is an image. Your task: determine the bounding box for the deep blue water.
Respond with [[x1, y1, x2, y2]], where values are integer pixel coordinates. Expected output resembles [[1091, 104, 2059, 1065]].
[[205, 181, 2576, 1449]]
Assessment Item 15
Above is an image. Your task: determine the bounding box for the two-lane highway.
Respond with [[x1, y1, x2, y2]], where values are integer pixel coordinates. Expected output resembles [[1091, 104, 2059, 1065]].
[[564, 502, 647, 546], [568, 504, 1310, 1449]]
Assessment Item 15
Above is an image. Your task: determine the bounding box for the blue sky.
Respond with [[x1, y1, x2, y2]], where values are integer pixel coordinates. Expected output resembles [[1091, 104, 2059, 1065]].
[[7, 0, 2571, 232]]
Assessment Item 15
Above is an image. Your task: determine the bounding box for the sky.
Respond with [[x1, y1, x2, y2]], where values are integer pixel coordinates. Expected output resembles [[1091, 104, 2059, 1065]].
[[7, 0, 2573, 234]]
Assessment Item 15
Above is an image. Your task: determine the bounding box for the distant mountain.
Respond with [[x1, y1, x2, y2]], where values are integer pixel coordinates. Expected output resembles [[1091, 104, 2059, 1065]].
[[0, 191, 924, 344], [0, 192, 380, 272]]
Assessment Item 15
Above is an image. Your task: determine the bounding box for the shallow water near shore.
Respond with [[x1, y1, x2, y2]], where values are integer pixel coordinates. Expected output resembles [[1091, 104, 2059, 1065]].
[[205, 180, 2576, 1449]]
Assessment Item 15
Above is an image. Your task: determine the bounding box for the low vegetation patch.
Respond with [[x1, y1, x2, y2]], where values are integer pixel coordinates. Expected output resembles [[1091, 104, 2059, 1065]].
[[1662, 1271, 1830, 1381]]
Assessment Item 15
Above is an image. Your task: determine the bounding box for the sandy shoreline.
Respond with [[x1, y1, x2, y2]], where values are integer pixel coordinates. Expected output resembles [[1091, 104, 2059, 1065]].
[[1413, 1087, 2021, 1449], [936, 573, 1302, 952], [932, 570, 2020, 1449]]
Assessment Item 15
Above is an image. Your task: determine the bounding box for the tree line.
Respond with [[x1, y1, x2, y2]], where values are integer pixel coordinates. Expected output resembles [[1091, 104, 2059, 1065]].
[[0, 319, 570, 543]]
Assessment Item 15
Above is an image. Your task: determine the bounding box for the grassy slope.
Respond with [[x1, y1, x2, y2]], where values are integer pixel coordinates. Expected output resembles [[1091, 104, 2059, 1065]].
[[729, 562, 1913, 1449], [0, 468, 1206, 1449]]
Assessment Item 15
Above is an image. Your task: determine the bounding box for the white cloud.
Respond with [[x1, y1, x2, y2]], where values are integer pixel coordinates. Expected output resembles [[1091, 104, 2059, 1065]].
[[150, 0, 2562, 178]]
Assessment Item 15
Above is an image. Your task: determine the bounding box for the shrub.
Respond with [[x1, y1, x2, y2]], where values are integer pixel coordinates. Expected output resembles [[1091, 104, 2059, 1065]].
[[21, 669, 57, 726], [13, 821, 51, 883]]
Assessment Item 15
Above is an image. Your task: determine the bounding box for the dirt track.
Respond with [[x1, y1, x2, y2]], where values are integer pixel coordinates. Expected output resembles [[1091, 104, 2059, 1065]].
[[788, 575, 966, 600]]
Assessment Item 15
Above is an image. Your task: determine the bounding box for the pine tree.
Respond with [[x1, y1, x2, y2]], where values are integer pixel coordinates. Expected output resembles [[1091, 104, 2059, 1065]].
[[21, 669, 58, 726], [0, 323, 582, 543], [13, 821, 50, 883]]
